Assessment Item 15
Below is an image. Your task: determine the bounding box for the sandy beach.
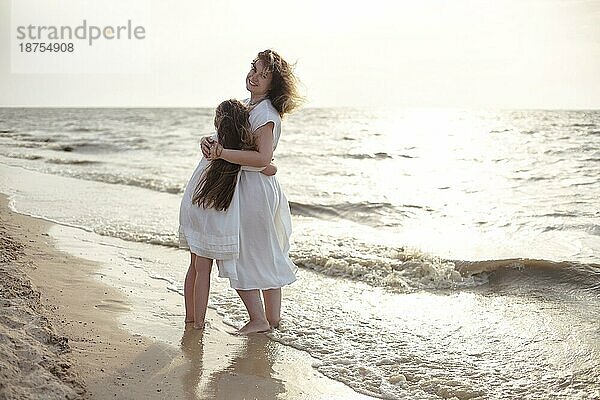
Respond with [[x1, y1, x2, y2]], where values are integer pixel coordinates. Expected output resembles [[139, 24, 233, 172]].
[[0, 193, 372, 400]]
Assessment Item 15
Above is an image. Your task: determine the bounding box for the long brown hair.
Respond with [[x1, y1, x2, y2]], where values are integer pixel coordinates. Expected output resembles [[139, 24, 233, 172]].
[[254, 49, 304, 117], [192, 99, 255, 211]]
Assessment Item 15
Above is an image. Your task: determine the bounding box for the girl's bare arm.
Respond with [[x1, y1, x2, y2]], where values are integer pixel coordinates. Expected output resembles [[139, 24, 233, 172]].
[[261, 162, 277, 176]]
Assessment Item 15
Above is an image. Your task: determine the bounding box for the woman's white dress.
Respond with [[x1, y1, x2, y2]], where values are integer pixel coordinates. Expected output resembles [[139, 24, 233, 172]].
[[178, 99, 297, 290]]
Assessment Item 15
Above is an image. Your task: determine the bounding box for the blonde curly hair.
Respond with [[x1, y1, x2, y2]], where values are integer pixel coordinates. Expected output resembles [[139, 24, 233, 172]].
[[254, 49, 304, 117]]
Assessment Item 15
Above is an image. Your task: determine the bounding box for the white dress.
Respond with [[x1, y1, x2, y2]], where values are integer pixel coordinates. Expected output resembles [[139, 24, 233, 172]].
[[178, 99, 297, 290]]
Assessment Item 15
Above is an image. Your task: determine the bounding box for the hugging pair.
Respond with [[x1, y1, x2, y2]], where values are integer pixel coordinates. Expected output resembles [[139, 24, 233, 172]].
[[178, 49, 302, 334]]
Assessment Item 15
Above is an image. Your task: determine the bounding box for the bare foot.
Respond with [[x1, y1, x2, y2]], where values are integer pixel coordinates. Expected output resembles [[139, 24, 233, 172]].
[[268, 319, 281, 329], [193, 321, 206, 330], [237, 319, 271, 335]]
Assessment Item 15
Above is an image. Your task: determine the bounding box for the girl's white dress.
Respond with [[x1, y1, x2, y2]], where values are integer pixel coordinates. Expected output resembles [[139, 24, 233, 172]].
[[178, 99, 297, 290]]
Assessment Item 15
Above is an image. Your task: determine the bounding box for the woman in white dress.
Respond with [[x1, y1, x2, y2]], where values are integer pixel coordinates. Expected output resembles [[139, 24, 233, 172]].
[[180, 49, 302, 334]]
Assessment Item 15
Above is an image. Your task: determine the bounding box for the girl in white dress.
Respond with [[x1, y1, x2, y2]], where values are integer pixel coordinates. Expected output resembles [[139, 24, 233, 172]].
[[182, 50, 303, 334], [179, 99, 272, 330]]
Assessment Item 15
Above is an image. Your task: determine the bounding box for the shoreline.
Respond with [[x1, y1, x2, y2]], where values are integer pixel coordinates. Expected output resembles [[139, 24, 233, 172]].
[[0, 193, 183, 398], [0, 193, 373, 399]]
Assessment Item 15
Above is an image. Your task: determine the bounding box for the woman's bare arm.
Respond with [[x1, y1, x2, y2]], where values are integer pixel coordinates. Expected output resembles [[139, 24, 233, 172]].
[[200, 135, 215, 158], [209, 123, 274, 168], [202, 133, 277, 174]]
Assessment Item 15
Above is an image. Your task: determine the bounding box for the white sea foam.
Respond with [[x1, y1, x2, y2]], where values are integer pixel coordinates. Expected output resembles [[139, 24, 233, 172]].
[[290, 238, 486, 291]]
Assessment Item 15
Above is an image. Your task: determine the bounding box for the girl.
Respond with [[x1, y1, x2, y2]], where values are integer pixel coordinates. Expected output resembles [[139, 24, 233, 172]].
[[179, 99, 275, 330]]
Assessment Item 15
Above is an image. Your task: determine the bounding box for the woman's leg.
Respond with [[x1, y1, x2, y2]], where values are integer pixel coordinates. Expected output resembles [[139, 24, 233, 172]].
[[236, 289, 270, 334], [193, 256, 212, 330], [184, 253, 197, 323], [262, 288, 281, 328]]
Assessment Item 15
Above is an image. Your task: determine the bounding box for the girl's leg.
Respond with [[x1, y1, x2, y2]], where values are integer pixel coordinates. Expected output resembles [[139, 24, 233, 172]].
[[235, 289, 270, 334], [184, 253, 197, 323], [193, 256, 212, 330], [262, 288, 281, 328]]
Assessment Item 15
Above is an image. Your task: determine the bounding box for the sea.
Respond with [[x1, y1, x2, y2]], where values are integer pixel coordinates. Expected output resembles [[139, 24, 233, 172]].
[[1, 107, 599, 399]]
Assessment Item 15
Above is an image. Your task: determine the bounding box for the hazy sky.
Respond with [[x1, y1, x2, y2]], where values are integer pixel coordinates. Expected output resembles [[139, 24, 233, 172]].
[[1, 0, 599, 108]]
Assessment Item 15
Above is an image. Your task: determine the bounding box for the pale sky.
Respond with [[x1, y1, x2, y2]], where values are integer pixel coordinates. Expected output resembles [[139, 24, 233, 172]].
[[1, 0, 599, 108]]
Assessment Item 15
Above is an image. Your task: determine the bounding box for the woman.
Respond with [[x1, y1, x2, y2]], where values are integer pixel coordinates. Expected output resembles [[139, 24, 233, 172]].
[[184, 49, 302, 334]]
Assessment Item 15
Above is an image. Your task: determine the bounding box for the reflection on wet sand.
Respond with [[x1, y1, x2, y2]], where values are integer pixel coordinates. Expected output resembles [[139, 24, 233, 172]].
[[180, 325, 285, 400], [180, 325, 205, 400]]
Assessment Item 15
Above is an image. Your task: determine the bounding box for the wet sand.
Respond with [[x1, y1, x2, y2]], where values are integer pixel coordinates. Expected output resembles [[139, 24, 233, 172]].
[[0, 193, 372, 399]]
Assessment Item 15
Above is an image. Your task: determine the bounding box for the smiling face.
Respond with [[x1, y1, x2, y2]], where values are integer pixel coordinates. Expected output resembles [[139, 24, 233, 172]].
[[246, 59, 273, 97]]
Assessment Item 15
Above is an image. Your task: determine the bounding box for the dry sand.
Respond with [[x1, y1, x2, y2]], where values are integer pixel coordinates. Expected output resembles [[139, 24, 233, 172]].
[[0, 193, 370, 400]]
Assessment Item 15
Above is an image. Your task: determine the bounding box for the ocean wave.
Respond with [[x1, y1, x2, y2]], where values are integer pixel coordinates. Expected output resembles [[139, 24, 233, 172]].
[[94, 227, 180, 249], [346, 152, 393, 160], [62, 171, 185, 194], [1, 132, 58, 143], [47, 142, 120, 153], [512, 174, 553, 182], [542, 223, 600, 236], [535, 211, 580, 218], [13, 134, 57, 143], [65, 126, 107, 133], [48, 143, 85, 152], [290, 200, 391, 217], [1, 152, 43, 161], [571, 123, 596, 128], [3, 131, 142, 153], [46, 158, 102, 165], [290, 242, 600, 292], [49, 144, 76, 152], [290, 240, 487, 291], [288, 200, 429, 226], [456, 258, 600, 295], [455, 257, 599, 279], [344, 152, 415, 160], [1, 155, 183, 195], [14, 142, 42, 149]]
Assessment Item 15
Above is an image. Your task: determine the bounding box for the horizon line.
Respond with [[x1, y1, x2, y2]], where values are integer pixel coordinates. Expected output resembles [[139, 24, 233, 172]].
[[1, 105, 600, 112]]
